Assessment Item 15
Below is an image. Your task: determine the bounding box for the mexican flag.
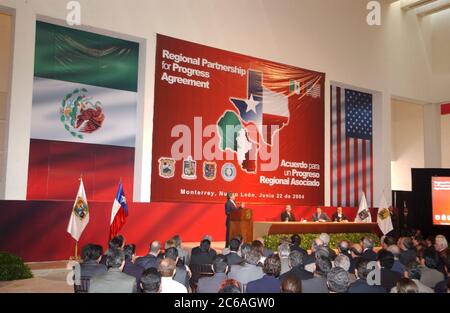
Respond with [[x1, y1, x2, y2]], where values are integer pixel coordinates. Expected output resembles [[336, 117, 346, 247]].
[[31, 21, 139, 147], [28, 21, 139, 201]]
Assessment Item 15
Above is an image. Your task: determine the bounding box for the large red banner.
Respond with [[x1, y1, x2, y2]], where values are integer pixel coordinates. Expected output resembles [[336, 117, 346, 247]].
[[432, 176, 450, 226], [151, 34, 325, 205]]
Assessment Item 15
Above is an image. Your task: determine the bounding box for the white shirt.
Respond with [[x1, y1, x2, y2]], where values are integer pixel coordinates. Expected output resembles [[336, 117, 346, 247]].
[[160, 277, 188, 293]]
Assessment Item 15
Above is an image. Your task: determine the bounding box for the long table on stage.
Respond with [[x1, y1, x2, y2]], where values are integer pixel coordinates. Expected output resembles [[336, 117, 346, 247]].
[[253, 222, 380, 240]]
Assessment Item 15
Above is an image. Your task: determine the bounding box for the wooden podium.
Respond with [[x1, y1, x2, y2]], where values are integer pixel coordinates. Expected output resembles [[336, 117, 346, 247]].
[[230, 208, 253, 243]]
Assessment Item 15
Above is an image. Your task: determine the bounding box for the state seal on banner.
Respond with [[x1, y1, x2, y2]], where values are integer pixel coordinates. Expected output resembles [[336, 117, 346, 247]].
[[203, 161, 217, 181], [221, 163, 236, 182], [158, 157, 175, 178], [182, 156, 197, 180]]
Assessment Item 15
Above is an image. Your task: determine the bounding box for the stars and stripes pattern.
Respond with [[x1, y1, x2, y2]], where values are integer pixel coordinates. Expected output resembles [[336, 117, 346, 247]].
[[331, 85, 373, 208]]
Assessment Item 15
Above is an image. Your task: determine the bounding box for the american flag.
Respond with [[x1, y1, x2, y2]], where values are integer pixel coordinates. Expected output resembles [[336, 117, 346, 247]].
[[331, 86, 373, 208]]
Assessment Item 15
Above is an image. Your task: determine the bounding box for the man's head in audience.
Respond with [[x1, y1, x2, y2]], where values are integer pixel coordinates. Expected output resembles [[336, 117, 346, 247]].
[[435, 235, 448, 253], [106, 248, 126, 271], [334, 254, 350, 272], [123, 244, 136, 263], [165, 239, 176, 250], [419, 248, 440, 269], [291, 234, 301, 247], [281, 275, 301, 293], [245, 249, 262, 266], [218, 279, 241, 293], [382, 236, 397, 250], [81, 244, 103, 263], [338, 240, 350, 255], [314, 256, 332, 277], [350, 243, 362, 258], [401, 237, 414, 251], [311, 238, 324, 253], [288, 250, 306, 269], [202, 234, 213, 243], [387, 244, 401, 259], [212, 255, 228, 274], [251, 240, 265, 256], [229, 239, 240, 253], [278, 243, 290, 259], [377, 250, 395, 270], [319, 233, 330, 247], [362, 237, 374, 251], [164, 247, 179, 265], [240, 243, 252, 260], [158, 258, 176, 278], [172, 235, 182, 248], [141, 268, 161, 293], [109, 235, 125, 251], [149, 241, 161, 256], [263, 255, 281, 277], [200, 239, 211, 253], [355, 259, 372, 281], [396, 278, 418, 293], [315, 246, 330, 260], [327, 267, 349, 293]]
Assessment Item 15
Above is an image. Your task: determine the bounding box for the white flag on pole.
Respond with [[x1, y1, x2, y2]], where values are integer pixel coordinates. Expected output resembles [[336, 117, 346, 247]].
[[354, 192, 372, 222], [67, 178, 90, 241], [377, 192, 393, 235]]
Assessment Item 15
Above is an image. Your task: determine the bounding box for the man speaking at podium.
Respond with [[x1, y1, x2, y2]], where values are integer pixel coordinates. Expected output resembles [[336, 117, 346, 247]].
[[225, 192, 244, 248]]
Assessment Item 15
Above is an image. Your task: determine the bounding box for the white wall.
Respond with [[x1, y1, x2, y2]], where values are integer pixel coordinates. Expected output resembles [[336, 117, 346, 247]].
[[0, 0, 448, 204], [442, 113, 450, 168], [391, 99, 424, 191]]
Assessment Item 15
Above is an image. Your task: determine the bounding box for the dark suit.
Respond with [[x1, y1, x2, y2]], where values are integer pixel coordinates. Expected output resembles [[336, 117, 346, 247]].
[[246, 275, 281, 293], [301, 276, 329, 293], [312, 212, 330, 222], [174, 264, 190, 289], [190, 251, 215, 265], [135, 254, 159, 270], [279, 266, 314, 282], [399, 249, 417, 266], [225, 199, 239, 247], [226, 252, 244, 266], [380, 267, 401, 292], [123, 261, 144, 290], [348, 278, 386, 293], [331, 212, 349, 222], [290, 245, 308, 257], [80, 260, 107, 279], [281, 211, 295, 222], [197, 272, 228, 293], [89, 268, 137, 293], [361, 248, 377, 262]]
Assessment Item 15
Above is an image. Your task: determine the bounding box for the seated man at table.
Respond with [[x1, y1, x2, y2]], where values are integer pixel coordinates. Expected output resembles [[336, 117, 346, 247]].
[[281, 205, 296, 222], [332, 207, 349, 222], [312, 207, 330, 222]]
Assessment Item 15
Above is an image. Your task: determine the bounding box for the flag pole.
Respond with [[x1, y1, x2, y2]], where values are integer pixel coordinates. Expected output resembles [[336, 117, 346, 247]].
[[70, 241, 80, 261]]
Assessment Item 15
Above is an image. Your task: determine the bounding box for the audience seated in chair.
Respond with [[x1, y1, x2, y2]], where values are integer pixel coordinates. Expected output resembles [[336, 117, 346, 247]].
[[246, 254, 281, 293], [140, 268, 161, 293], [123, 244, 145, 290], [197, 254, 228, 293], [191, 238, 216, 265], [89, 248, 137, 293], [327, 267, 350, 293], [226, 239, 244, 266], [164, 247, 191, 289], [158, 258, 188, 293], [79, 244, 107, 280], [135, 241, 161, 270], [348, 259, 386, 293], [302, 254, 332, 293], [279, 250, 313, 283], [218, 279, 242, 293], [228, 249, 264, 289]]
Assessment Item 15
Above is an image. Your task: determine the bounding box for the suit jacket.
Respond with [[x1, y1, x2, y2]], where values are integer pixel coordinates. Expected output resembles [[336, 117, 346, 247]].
[[348, 278, 386, 293], [135, 254, 159, 270], [226, 252, 244, 266], [177, 247, 190, 265], [312, 212, 330, 222], [246, 275, 281, 293], [80, 260, 107, 279], [89, 268, 137, 293], [331, 212, 349, 222], [301, 276, 329, 293], [190, 250, 216, 265], [229, 263, 264, 287], [196, 272, 228, 293], [399, 249, 417, 266], [361, 248, 377, 262], [420, 267, 445, 289], [391, 260, 405, 275], [123, 261, 144, 289], [225, 200, 238, 218], [279, 266, 314, 282], [263, 248, 273, 258], [281, 211, 295, 222], [290, 245, 308, 257], [174, 264, 190, 289], [380, 267, 401, 292]]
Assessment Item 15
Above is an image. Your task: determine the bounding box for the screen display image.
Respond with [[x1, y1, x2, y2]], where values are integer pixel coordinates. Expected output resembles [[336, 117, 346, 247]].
[[432, 176, 450, 226]]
